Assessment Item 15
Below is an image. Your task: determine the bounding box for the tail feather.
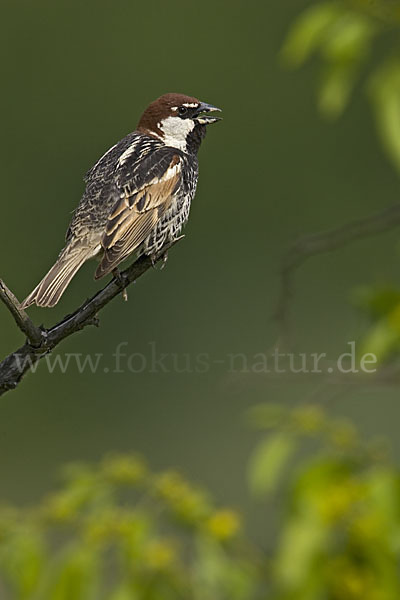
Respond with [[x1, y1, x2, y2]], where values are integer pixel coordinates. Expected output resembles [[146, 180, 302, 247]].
[[22, 245, 93, 308]]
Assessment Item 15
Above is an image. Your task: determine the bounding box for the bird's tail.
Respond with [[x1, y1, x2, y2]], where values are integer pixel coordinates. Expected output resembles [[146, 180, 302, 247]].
[[21, 243, 95, 309]]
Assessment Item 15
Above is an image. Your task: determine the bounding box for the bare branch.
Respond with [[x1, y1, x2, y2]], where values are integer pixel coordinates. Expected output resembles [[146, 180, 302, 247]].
[[0, 280, 43, 346], [275, 203, 400, 344], [0, 239, 180, 396]]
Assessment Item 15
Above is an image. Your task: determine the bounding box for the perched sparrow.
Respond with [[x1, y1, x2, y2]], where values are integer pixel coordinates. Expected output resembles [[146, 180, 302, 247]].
[[22, 93, 221, 308]]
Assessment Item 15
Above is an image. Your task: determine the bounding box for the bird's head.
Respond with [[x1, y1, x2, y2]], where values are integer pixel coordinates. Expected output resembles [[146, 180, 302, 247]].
[[137, 93, 222, 152]]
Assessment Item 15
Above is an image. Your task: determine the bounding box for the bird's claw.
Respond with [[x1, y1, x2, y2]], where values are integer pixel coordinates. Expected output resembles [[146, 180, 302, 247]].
[[160, 251, 169, 270], [112, 268, 128, 301]]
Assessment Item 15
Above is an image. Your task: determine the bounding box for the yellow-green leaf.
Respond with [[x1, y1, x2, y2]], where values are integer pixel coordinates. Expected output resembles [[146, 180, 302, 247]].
[[281, 2, 343, 67], [369, 60, 400, 172], [248, 433, 296, 497]]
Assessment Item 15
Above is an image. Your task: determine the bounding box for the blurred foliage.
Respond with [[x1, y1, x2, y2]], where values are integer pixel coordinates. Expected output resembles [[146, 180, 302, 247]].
[[352, 285, 400, 363], [2, 406, 400, 599], [249, 403, 400, 600], [282, 0, 400, 172], [283, 0, 400, 366], [0, 455, 256, 600]]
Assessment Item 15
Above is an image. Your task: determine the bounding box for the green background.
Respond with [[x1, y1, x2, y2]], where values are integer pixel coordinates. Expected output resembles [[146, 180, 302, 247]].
[[0, 0, 398, 535]]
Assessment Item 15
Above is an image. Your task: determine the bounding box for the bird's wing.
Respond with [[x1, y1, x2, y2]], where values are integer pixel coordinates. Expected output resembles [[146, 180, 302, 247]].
[[95, 150, 182, 279]]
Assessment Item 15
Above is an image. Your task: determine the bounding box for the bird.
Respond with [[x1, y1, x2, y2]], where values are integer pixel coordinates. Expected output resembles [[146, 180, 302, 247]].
[[21, 93, 221, 309]]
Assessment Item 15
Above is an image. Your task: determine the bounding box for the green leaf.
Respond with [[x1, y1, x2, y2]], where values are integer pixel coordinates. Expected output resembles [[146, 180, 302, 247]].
[[351, 285, 400, 319], [321, 12, 377, 62], [358, 300, 400, 363], [275, 511, 328, 590], [318, 59, 360, 117], [0, 529, 45, 599], [43, 547, 99, 600], [359, 318, 400, 364], [369, 60, 400, 172], [316, 11, 377, 117], [248, 433, 296, 497], [108, 582, 139, 600], [193, 536, 256, 600], [281, 1, 344, 67]]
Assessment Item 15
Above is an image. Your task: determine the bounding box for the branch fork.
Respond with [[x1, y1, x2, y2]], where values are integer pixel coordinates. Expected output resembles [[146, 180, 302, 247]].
[[0, 239, 180, 396]]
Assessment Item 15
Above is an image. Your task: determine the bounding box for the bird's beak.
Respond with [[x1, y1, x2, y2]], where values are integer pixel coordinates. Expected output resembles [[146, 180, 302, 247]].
[[195, 102, 222, 125]]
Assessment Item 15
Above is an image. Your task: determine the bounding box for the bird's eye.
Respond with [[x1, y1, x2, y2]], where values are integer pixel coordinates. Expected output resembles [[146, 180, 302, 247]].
[[178, 106, 188, 116]]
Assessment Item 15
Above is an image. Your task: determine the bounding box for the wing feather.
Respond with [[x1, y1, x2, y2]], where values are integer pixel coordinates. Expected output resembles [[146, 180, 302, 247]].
[[94, 154, 181, 279]]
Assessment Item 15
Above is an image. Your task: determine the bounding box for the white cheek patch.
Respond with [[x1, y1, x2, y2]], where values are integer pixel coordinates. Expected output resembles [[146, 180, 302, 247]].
[[159, 116, 195, 151]]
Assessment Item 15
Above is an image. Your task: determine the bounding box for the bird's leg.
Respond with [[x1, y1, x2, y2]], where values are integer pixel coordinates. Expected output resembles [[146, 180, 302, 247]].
[[159, 251, 168, 270], [150, 234, 185, 270], [112, 268, 128, 302], [159, 234, 185, 269], [150, 251, 168, 270]]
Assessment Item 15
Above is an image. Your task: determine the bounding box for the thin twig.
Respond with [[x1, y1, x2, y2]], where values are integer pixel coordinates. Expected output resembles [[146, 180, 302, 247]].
[[0, 239, 180, 397], [275, 203, 400, 344], [0, 280, 43, 346]]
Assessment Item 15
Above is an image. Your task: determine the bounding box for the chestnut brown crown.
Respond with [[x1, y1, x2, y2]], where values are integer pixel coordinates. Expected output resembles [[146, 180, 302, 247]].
[[137, 93, 221, 145]]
